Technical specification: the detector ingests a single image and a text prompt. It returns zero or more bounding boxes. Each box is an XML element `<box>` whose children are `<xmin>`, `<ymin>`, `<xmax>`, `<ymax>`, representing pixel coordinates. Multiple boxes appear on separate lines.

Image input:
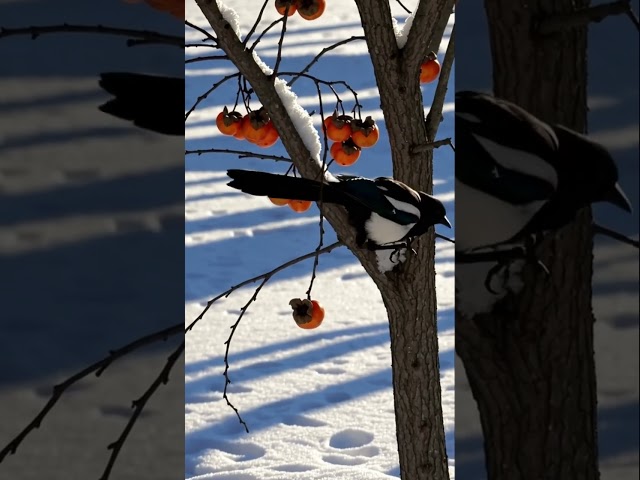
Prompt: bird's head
<box><xmin>419</xmin><ymin>192</ymin><xmax>451</xmax><ymax>229</ymax></box>
<box><xmin>554</xmin><ymin>125</ymin><xmax>632</xmax><ymax>213</ymax></box>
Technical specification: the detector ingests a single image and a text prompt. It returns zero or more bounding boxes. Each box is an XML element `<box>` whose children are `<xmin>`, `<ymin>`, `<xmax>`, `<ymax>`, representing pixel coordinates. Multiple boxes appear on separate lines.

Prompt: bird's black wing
<box><xmin>456</xmin><ymin>91</ymin><xmax>558</xmax><ymax>204</ymax></box>
<box><xmin>335</xmin><ymin>176</ymin><xmax>420</xmax><ymax>225</ymax></box>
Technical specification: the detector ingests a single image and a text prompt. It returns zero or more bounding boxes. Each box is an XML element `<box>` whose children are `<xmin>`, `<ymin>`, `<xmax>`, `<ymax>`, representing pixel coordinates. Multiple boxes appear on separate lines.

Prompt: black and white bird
<box><xmin>455</xmin><ymin>90</ymin><xmax>632</xmax><ymax>252</ymax></box>
<box><xmin>98</xmin><ymin>72</ymin><xmax>184</xmax><ymax>136</ymax></box>
<box><xmin>226</xmin><ymin>169</ymin><xmax>451</xmax><ymax>250</ymax></box>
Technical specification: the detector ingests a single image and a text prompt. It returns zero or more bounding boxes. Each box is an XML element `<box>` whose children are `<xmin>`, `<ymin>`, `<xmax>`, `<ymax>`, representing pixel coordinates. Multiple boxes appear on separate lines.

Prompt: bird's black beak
<box><xmin>603</xmin><ymin>183</ymin><xmax>632</xmax><ymax>213</ymax></box>
<box><xmin>439</xmin><ymin>216</ymin><xmax>452</xmax><ymax>228</ymax></box>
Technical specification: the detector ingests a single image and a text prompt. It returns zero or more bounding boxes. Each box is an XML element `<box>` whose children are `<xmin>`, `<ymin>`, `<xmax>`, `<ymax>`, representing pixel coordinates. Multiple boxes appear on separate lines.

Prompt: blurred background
<box><xmin>0</xmin><ymin>0</ymin><xmax>184</xmax><ymax>478</ymax></box>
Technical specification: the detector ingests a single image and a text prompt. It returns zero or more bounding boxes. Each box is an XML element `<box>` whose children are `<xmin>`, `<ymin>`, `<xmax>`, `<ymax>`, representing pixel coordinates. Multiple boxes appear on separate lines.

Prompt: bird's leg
<box><xmin>483</xmin><ymin>247</ymin><xmax>525</xmax><ymax>294</ymax></box>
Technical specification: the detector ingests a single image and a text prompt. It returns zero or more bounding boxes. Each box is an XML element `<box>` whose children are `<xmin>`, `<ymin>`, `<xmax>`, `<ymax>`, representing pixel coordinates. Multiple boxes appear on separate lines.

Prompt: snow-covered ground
<box><xmin>185</xmin><ymin>1</ymin><xmax>455</xmax><ymax>479</ymax></box>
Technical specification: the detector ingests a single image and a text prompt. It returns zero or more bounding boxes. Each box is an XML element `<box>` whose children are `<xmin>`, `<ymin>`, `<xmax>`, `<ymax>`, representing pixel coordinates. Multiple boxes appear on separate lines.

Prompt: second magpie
<box><xmin>455</xmin><ymin>90</ymin><xmax>632</xmax><ymax>251</ymax></box>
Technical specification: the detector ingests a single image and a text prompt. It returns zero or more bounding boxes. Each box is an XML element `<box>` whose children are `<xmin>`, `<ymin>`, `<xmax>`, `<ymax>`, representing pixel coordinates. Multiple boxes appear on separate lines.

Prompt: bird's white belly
<box><xmin>365</xmin><ymin>213</ymin><xmax>415</xmax><ymax>245</ymax></box>
<box><xmin>455</xmin><ymin>179</ymin><xmax>547</xmax><ymax>250</ymax></box>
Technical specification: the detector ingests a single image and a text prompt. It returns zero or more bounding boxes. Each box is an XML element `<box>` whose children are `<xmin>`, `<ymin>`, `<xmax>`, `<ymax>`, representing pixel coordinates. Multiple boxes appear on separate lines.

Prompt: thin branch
<box><xmin>272</xmin><ymin>5</ymin><xmax>289</xmax><ymax>78</ymax></box>
<box><xmin>0</xmin><ymin>24</ymin><xmax>184</xmax><ymax>47</ymax></box>
<box><xmin>425</xmin><ymin>23</ymin><xmax>455</xmax><ymax>140</ymax></box>
<box><xmin>0</xmin><ymin>323</ymin><xmax>183</xmax><ymax>462</ymax></box>
<box><xmin>185</xmin><ymin>20</ymin><xmax>218</xmax><ymax>43</ymax></box>
<box><xmin>436</xmin><ymin>233</ymin><xmax>455</xmax><ymax>244</ymax></box>
<box><xmin>185</xmin><ymin>55</ymin><xmax>229</xmax><ymax>64</ymax></box>
<box><xmin>99</xmin><ymin>341</ymin><xmax>184</xmax><ymax>480</ymax></box>
<box><xmin>594</xmin><ymin>223</ymin><xmax>639</xmax><ymax>248</ymax></box>
<box><xmin>185</xmin><ymin>148</ymin><xmax>292</xmax><ymax>162</ymax></box>
<box><xmin>395</xmin><ymin>0</ymin><xmax>412</xmax><ymax>15</ymax></box>
<box><xmin>185</xmin><ymin>241</ymin><xmax>344</xmax><ymax>333</ymax></box>
<box><xmin>536</xmin><ymin>0</ymin><xmax>640</xmax><ymax>34</ymax></box>
<box><xmin>185</xmin><ymin>73</ymin><xmax>240</xmax><ymax>121</ymax></box>
<box><xmin>287</xmin><ymin>36</ymin><xmax>366</xmax><ymax>87</ymax></box>
<box><xmin>243</xmin><ymin>0</ymin><xmax>270</xmax><ymax>46</ymax></box>
<box><xmin>411</xmin><ymin>137</ymin><xmax>454</xmax><ymax>154</ymax></box>
<box><xmin>403</xmin><ymin>0</ymin><xmax>455</xmax><ymax>71</ymax></box>
<box><xmin>249</xmin><ymin>17</ymin><xmax>284</xmax><ymax>53</ymax></box>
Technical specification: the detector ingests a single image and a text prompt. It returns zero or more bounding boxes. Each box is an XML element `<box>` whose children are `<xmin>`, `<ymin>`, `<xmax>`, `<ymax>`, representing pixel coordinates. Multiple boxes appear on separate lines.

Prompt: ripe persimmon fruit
<box><xmin>330</xmin><ymin>140</ymin><xmax>361</xmax><ymax>166</ymax></box>
<box><xmin>275</xmin><ymin>0</ymin><xmax>297</xmax><ymax>16</ymax></box>
<box><xmin>350</xmin><ymin>116</ymin><xmax>379</xmax><ymax>148</ymax></box>
<box><xmin>242</xmin><ymin>109</ymin><xmax>271</xmax><ymax>143</ymax></box>
<box><xmin>297</xmin><ymin>0</ymin><xmax>325</xmax><ymax>20</ymax></box>
<box><xmin>256</xmin><ymin>121</ymin><xmax>279</xmax><ymax>148</ymax></box>
<box><xmin>289</xmin><ymin>200</ymin><xmax>312</xmax><ymax>212</ymax></box>
<box><xmin>323</xmin><ymin>113</ymin><xmax>352</xmax><ymax>142</ymax></box>
<box><xmin>216</xmin><ymin>107</ymin><xmax>243</xmax><ymax>136</ymax></box>
<box><xmin>290</xmin><ymin>298</ymin><xmax>325</xmax><ymax>329</ymax></box>
<box><xmin>269</xmin><ymin>197</ymin><xmax>290</xmax><ymax>206</ymax></box>
<box><xmin>420</xmin><ymin>52</ymin><xmax>441</xmax><ymax>84</ymax></box>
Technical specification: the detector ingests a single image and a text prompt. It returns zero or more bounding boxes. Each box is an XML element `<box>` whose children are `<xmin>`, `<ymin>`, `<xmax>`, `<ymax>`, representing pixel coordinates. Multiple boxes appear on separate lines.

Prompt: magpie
<box><xmin>455</xmin><ymin>90</ymin><xmax>632</xmax><ymax>252</ymax></box>
<box><xmin>226</xmin><ymin>169</ymin><xmax>451</xmax><ymax>250</ymax></box>
<box><xmin>98</xmin><ymin>72</ymin><xmax>184</xmax><ymax>136</ymax></box>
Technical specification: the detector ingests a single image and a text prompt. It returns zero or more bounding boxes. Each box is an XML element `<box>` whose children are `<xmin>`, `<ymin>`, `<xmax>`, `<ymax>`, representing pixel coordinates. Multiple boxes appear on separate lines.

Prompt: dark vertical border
<box><xmin>0</xmin><ymin>1</ymin><xmax>185</xmax><ymax>479</ymax></box>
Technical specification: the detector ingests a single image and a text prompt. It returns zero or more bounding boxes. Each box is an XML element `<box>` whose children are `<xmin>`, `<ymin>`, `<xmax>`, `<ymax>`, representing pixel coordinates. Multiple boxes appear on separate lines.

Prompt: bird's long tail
<box><xmin>227</xmin><ymin>170</ymin><xmax>346</xmax><ymax>203</ymax></box>
<box><xmin>98</xmin><ymin>72</ymin><xmax>183</xmax><ymax>136</ymax></box>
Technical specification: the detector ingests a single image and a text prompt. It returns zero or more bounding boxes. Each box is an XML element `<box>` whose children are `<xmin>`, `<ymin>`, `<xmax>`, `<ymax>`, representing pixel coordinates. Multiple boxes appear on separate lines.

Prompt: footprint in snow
<box><xmin>314</xmin><ymin>366</ymin><xmax>346</xmax><ymax>375</ymax></box>
<box><xmin>282</xmin><ymin>414</ymin><xmax>327</xmax><ymax>427</ymax></box>
<box><xmin>322</xmin><ymin>454</ymin><xmax>367</xmax><ymax>466</ymax></box>
<box><xmin>329</xmin><ymin>428</ymin><xmax>374</xmax><ymax>449</ymax></box>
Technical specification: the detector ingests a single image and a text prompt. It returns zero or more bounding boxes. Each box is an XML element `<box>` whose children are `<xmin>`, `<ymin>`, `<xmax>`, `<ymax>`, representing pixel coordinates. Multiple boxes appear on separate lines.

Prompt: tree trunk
<box><xmin>456</xmin><ymin>1</ymin><xmax>599</xmax><ymax>479</ymax></box>
<box><xmin>198</xmin><ymin>1</ymin><xmax>453</xmax><ymax>478</ymax></box>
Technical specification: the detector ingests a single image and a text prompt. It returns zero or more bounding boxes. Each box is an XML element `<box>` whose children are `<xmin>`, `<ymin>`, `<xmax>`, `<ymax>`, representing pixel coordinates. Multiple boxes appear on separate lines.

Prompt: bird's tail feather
<box><xmin>98</xmin><ymin>72</ymin><xmax>183</xmax><ymax>136</ymax></box>
<box><xmin>227</xmin><ymin>170</ymin><xmax>345</xmax><ymax>203</ymax></box>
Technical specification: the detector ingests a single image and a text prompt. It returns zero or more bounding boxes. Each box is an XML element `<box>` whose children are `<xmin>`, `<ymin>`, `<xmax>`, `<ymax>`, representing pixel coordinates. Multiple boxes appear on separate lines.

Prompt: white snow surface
<box><xmin>186</xmin><ymin>1</ymin><xmax>455</xmax><ymax>479</ymax></box>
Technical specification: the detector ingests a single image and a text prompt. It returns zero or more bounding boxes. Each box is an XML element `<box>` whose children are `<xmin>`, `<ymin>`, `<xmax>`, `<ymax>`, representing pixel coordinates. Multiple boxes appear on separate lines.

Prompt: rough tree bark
<box><xmin>456</xmin><ymin>1</ymin><xmax>599</xmax><ymax>479</ymax></box>
<box><xmin>195</xmin><ymin>1</ymin><xmax>454</xmax><ymax>478</ymax></box>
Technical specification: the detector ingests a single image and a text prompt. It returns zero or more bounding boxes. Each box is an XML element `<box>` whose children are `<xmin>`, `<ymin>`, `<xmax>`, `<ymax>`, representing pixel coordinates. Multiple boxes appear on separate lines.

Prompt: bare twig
<box><xmin>411</xmin><ymin>137</ymin><xmax>454</xmax><ymax>154</ymax></box>
<box><xmin>594</xmin><ymin>223</ymin><xmax>640</xmax><ymax>248</ymax></box>
<box><xmin>436</xmin><ymin>233</ymin><xmax>455</xmax><ymax>244</ymax></box>
<box><xmin>100</xmin><ymin>341</ymin><xmax>184</xmax><ymax>480</ymax></box>
<box><xmin>306</xmin><ymin>82</ymin><xmax>330</xmax><ymax>300</ymax></box>
<box><xmin>185</xmin><ymin>20</ymin><xmax>217</xmax><ymax>43</ymax></box>
<box><xmin>185</xmin><ymin>73</ymin><xmax>240</xmax><ymax>121</ymax></box>
<box><xmin>185</xmin><ymin>55</ymin><xmax>229</xmax><ymax>64</ymax></box>
<box><xmin>185</xmin><ymin>148</ymin><xmax>292</xmax><ymax>162</ymax></box>
<box><xmin>425</xmin><ymin>23</ymin><xmax>455</xmax><ymax>140</ymax></box>
<box><xmin>243</xmin><ymin>0</ymin><xmax>270</xmax><ymax>46</ymax></box>
<box><xmin>287</xmin><ymin>36</ymin><xmax>366</xmax><ymax>87</ymax></box>
<box><xmin>272</xmin><ymin>5</ymin><xmax>289</xmax><ymax>78</ymax></box>
<box><xmin>249</xmin><ymin>17</ymin><xmax>284</xmax><ymax>53</ymax></box>
<box><xmin>185</xmin><ymin>241</ymin><xmax>344</xmax><ymax>333</ymax></box>
<box><xmin>186</xmin><ymin>241</ymin><xmax>345</xmax><ymax>429</ymax></box>
<box><xmin>0</xmin><ymin>24</ymin><xmax>183</xmax><ymax>47</ymax></box>
<box><xmin>0</xmin><ymin>323</ymin><xmax>183</xmax><ymax>462</ymax></box>
<box><xmin>536</xmin><ymin>0</ymin><xmax>640</xmax><ymax>34</ymax></box>
<box><xmin>395</xmin><ymin>0</ymin><xmax>412</xmax><ymax>15</ymax></box>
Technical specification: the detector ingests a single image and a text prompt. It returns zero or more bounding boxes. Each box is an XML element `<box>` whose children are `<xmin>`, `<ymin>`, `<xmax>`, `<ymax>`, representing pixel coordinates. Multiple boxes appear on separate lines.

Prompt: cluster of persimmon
<box><xmin>275</xmin><ymin>0</ymin><xmax>325</xmax><ymax>20</ymax></box>
<box><xmin>324</xmin><ymin>113</ymin><xmax>380</xmax><ymax>167</ymax></box>
<box><xmin>420</xmin><ymin>51</ymin><xmax>441</xmax><ymax>84</ymax></box>
<box><xmin>290</xmin><ymin>298</ymin><xmax>325</xmax><ymax>329</ymax></box>
<box><xmin>216</xmin><ymin>107</ymin><xmax>280</xmax><ymax>148</ymax></box>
